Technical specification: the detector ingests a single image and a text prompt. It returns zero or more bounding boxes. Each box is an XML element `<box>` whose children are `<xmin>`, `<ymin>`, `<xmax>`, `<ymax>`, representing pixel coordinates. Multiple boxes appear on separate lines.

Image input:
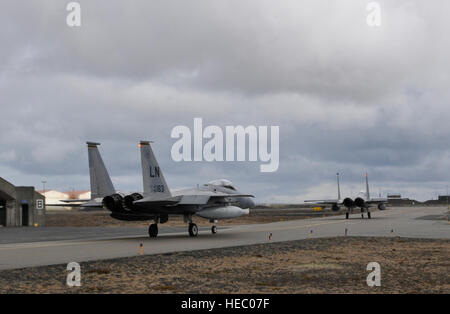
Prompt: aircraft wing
<box><xmin>304</xmin><ymin>199</ymin><xmax>340</xmax><ymax>205</ymax></box>
<box><xmin>365</xmin><ymin>198</ymin><xmax>388</xmax><ymax>204</ymax></box>
<box><xmin>134</xmin><ymin>195</ymin><xmax>182</xmax><ymax>206</ymax></box>
<box><xmin>135</xmin><ymin>192</ymin><xmax>254</xmax><ymax>206</ymax></box>
<box><xmin>210</xmin><ymin>193</ymin><xmax>254</xmax><ymax>198</ymax></box>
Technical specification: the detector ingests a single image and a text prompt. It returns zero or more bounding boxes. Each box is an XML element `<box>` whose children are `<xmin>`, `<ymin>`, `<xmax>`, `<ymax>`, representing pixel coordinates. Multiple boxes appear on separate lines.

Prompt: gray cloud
<box><xmin>1</xmin><ymin>0</ymin><xmax>450</xmax><ymax>202</ymax></box>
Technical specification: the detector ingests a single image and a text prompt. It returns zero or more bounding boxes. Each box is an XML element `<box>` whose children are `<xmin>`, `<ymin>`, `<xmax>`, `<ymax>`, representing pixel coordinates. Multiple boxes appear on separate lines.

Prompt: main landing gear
<box><xmin>186</xmin><ymin>217</ymin><xmax>218</xmax><ymax>236</ymax></box>
<box><xmin>148</xmin><ymin>215</ymin><xmax>220</xmax><ymax>238</ymax></box>
<box><xmin>361</xmin><ymin>208</ymin><xmax>372</xmax><ymax>219</ymax></box>
<box><xmin>148</xmin><ymin>223</ymin><xmax>158</xmax><ymax>237</ymax></box>
<box><xmin>148</xmin><ymin>221</ymin><xmax>198</xmax><ymax>238</ymax></box>
<box><xmin>345</xmin><ymin>210</ymin><xmax>371</xmax><ymax>219</ymax></box>
<box><xmin>184</xmin><ymin>215</ymin><xmax>199</xmax><ymax>237</ymax></box>
<box><xmin>188</xmin><ymin>223</ymin><xmax>199</xmax><ymax>237</ymax></box>
<box><xmin>148</xmin><ymin>215</ymin><xmax>169</xmax><ymax>238</ymax></box>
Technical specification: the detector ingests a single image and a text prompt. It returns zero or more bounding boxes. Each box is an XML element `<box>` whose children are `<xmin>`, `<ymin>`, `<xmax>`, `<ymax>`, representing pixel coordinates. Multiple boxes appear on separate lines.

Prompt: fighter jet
<box><xmin>305</xmin><ymin>172</ymin><xmax>387</xmax><ymax>219</ymax></box>
<box><xmin>101</xmin><ymin>141</ymin><xmax>255</xmax><ymax>237</ymax></box>
<box><xmin>59</xmin><ymin>142</ymin><xmax>116</xmax><ymax>208</ymax></box>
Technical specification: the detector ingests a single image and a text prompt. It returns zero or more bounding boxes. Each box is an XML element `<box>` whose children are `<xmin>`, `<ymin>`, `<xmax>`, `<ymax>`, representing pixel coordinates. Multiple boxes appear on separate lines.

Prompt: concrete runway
<box><xmin>0</xmin><ymin>206</ymin><xmax>448</xmax><ymax>270</ymax></box>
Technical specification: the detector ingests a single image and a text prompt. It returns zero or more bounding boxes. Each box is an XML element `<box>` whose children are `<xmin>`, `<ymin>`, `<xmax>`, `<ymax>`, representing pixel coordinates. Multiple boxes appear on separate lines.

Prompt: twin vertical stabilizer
<box><xmin>336</xmin><ymin>172</ymin><xmax>341</xmax><ymax>200</ymax></box>
<box><xmin>365</xmin><ymin>172</ymin><xmax>370</xmax><ymax>200</ymax></box>
<box><xmin>86</xmin><ymin>142</ymin><xmax>115</xmax><ymax>199</ymax></box>
<box><xmin>139</xmin><ymin>141</ymin><xmax>171</xmax><ymax>198</ymax></box>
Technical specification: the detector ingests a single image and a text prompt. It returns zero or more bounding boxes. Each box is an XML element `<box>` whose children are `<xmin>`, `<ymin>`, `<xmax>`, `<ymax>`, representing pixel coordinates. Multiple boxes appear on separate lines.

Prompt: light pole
<box><xmin>41</xmin><ymin>180</ymin><xmax>47</xmax><ymax>195</ymax></box>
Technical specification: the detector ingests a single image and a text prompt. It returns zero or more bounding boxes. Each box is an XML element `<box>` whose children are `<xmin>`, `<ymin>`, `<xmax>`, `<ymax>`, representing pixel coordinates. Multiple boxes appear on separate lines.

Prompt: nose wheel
<box><xmin>211</xmin><ymin>225</ymin><xmax>217</xmax><ymax>234</ymax></box>
<box><xmin>188</xmin><ymin>223</ymin><xmax>198</xmax><ymax>237</ymax></box>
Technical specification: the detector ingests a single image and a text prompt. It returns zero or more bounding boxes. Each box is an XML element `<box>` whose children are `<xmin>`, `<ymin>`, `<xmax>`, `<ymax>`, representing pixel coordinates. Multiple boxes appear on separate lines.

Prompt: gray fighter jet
<box><xmin>305</xmin><ymin>172</ymin><xmax>387</xmax><ymax>219</ymax></box>
<box><xmin>101</xmin><ymin>141</ymin><xmax>255</xmax><ymax>237</ymax></box>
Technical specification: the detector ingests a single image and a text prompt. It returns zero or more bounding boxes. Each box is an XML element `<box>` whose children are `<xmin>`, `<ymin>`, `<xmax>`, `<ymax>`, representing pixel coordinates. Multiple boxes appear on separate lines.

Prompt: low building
<box><xmin>387</xmin><ymin>193</ymin><xmax>418</xmax><ymax>206</ymax></box>
<box><xmin>423</xmin><ymin>195</ymin><xmax>450</xmax><ymax>206</ymax></box>
<box><xmin>39</xmin><ymin>190</ymin><xmax>90</xmax><ymax>206</ymax></box>
<box><xmin>38</xmin><ymin>190</ymin><xmax>69</xmax><ymax>205</ymax></box>
<box><xmin>0</xmin><ymin>177</ymin><xmax>45</xmax><ymax>227</ymax></box>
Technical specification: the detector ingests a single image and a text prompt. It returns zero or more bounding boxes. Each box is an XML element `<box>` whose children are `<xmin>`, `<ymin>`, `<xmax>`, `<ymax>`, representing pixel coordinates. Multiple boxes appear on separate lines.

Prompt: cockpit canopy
<box><xmin>207</xmin><ymin>179</ymin><xmax>236</xmax><ymax>191</ymax></box>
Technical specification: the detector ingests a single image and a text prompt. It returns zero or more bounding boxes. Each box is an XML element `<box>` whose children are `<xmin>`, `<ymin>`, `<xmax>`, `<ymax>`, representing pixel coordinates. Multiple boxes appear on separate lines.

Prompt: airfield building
<box><xmin>0</xmin><ymin>177</ymin><xmax>45</xmax><ymax>227</ymax></box>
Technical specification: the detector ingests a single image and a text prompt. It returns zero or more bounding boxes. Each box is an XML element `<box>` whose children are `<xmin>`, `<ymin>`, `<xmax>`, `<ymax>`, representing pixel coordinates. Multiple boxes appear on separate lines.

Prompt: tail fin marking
<box><xmin>139</xmin><ymin>141</ymin><xmax>171</xmax><ymax>198</ymax></box>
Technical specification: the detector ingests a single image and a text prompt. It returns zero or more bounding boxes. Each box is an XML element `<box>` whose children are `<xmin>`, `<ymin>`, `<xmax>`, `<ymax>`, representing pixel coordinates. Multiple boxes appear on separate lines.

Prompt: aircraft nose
<box><xmin>247</xmin><ymin>197</ymin><xmax>256</xmax><ymax>209</ymax></box>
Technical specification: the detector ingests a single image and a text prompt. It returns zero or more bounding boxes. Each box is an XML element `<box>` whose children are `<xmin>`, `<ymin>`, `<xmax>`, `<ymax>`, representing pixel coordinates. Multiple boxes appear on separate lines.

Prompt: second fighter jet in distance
<box><xmin>305</xmin><ymin>173</ymin><xmax>387</xmax><ymax>219</ymax></box>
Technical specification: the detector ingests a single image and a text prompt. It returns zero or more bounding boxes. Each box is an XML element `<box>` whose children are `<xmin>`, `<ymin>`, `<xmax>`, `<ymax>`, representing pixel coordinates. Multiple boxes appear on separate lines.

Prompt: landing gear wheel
<box><xmin>345</xmin><ymin>212</ymin><xmax>349</xmax><ymax>219</ymax></box>
<box><xmin>148</xmin><ymin>223</ymin><xmax>158</xmax><ymax>238</ymax></box>
<box><xmin>361</xmin><ymin>214</ymin><xmax>364</xmax><ymax>219</ymax></box>
<box><xmin>211</xmin><ymin>225</ymin><xmax>217</xmax><ymax>234</ymax></box>
<box><xmin>368</xmin><ymin>212</ymin><xmax>371</xmax><ymax>219</ymax></box>
<box><xmin>189</xmin><ymin>223</ymin><xmax>198</xmax><ymax>237</ymax></box>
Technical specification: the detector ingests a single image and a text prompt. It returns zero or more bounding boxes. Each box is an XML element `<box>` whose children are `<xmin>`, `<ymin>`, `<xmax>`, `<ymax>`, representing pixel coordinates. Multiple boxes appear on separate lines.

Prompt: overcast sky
<box><xmin>1</xmin><ymin>1</ymin><xmax>449</xmax><ymax>202</ymax></box>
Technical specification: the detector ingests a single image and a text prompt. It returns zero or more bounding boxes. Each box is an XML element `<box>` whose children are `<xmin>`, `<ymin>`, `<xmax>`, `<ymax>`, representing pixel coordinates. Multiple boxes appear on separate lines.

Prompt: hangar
<box><xmin>0</xmin><ymin>177</ymin><xmax>45</xmax><ymax>227</ymax></box>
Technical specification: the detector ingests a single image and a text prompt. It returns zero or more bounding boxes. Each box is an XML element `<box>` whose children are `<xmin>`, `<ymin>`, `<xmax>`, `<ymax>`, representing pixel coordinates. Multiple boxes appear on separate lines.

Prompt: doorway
<box><xmin>22</xmin><ymin>204</ymin><xmax>29</xmax><ymax>226</ymax></box>
<box><xmin>0</xmin><ymin>200</ymin><xmax>6</xmax><ymax>226</ymax></box>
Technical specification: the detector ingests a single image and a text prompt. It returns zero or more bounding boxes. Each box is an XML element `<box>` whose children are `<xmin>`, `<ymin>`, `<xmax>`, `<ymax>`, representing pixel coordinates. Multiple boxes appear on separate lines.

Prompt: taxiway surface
<box><xmin>0</xmin><ymin>206</ymin><xmax>448</xmax><ymax>270</ymax></box>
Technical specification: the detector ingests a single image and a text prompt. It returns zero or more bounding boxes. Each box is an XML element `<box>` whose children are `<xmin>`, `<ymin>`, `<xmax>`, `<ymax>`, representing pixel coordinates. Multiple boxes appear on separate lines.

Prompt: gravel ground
<box><xmin>0</xmin><ymin>237</ymin><xmax>448</xmax><ymax>294</ymax></box>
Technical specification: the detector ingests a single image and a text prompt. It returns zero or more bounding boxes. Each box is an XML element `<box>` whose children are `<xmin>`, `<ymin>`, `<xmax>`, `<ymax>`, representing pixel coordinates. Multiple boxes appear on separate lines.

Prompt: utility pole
<box><xmin>41</xmin><ymin>180</ymin><xmax>47</xmax><ymax>195</ymax></box>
